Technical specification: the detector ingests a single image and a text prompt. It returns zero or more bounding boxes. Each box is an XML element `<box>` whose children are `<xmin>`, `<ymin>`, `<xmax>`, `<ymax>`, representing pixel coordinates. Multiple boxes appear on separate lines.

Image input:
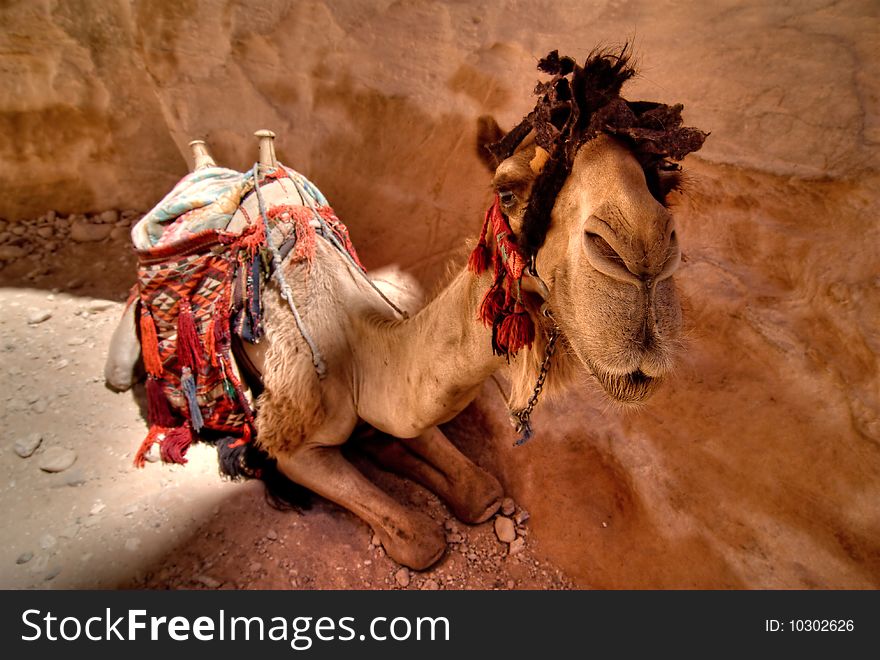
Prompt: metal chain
<box><xmin>511</xmin><ymin>307</ymin><xmax>559</xmax><ymax>446</ymax></box>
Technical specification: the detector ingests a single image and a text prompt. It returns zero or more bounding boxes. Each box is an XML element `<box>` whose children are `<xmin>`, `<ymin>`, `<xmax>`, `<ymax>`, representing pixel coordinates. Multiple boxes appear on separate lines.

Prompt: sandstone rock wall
<box><xmin>1</xmin><ymin>0</ymin><xmax>877</xmax><ymax>588</ymax></box>
<box><xmin>1</xmin><ymin>0</ymin><xmax>877</xmax><ymax>228</ymax></box>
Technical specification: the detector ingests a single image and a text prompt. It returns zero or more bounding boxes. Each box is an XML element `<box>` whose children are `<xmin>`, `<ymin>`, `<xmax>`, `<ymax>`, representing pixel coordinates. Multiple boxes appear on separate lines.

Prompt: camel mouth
<box><xmin>592</xmin><ymin>367</ymin><xmax>658</xmax><ymax>404</ymax></box>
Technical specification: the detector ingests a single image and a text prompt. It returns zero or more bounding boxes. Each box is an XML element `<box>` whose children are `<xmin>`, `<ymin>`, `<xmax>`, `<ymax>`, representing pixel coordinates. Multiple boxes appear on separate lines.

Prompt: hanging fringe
<box><xmin>139</xmin><ymin>305</ymin><xmax>164</xmax><ymax>377</ymax></box>
<box><xmin>176</xmin><ymin>298</ymin><xmax>203</xmax><ymax>371</ymax></box>
<box><xmin>159</xmin><ymin>424</ymin><xmax>195</xmax><ymax>465</ymax></box>
<box><xmin>497</xmin><ymin>305</ymin><xmax>536</xmax><ymax>354</ymax></box>
<box><xmin>133</xmin><ymin>426</ymin><xmax>163</xmax><ymax>468</ymax></box>
<box><xmin>146</xmin><ymin>376</ymin><xmax>176</xmax><ymax>427</ymax></box>
<box><xmin>472</xmin><ymin>195</ymin><xmax>536</xmax><ymax>358</ymax></box>
<box><xmin>181</xmin><ymin>366</ymin><xmax>204</xmax><ymax>431</ymax></box>
<box><xmin>468</xmin><ymin>201</ymin><xmax>493</xmax><ymax>274</ymax></box>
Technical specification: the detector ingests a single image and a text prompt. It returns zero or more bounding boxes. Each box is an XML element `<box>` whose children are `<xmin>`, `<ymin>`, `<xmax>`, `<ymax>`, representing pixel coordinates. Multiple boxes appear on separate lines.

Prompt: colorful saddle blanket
<box><xmin>130</xmin><ymin>164</ymin><xmax>362</xmax><ymax>470</ymax></box>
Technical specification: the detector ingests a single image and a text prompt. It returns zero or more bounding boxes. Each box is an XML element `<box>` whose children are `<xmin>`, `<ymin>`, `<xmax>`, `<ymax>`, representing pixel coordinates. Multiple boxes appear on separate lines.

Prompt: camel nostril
<box><xmin>585</xmin><ymin>232</ymin><xmax>625</xmax><ymax>267</ymax></box>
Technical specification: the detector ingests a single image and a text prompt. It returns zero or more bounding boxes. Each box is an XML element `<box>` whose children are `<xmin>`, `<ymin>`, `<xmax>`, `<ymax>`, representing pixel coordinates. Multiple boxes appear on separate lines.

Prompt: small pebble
<box><xmin>27</xmin><ymin>310</ymin><xmax>52</xmax><ymax>325</ymax></box>
<box><xmin>14</xmin><ymin>433</ymin><xmax>42</xmax><ymax>458</ymax></box>
<box><xmin>494</xmin><ymin>516</ymin><xmax>516</xmax><ymax>544</ymax></box>
<box><xmin>501</xmin><ymin>497</ymin><xmax>516</xmax><ymax>516</ymax></box>
<box><xmin>421</xmin><ymin>579</ymin><xmax>440</xmax><ymax>591</ymax></box>
<box><xmin>16</xmin><ymin>552</ymin><xmax>33</xmax><ymax>565</ymax></box>
<box><xmin>514</xmin><ymin>508</ymin><xmax>530</xmax><ymax>525</ymax></box>
<box><xmin>38</xmin><ymin>447</ymin><xmax>77</xmax><ymax>473</ymax></box>
<box><xmin>40</xmin><ymin>534</ymin><xmax>57</xmax><ymax>550</ymax></box>
<box><xmin>266</xmin><ymin>529</ymin><xmax>278</xmax><ymax>541</ymax></box>
<box><xmin>509</xmin><ymin>537</ymin><xmax>526</xmax><ymax>556</ymax></box>
<box><xmin>394</xmin><ymin>567</ymin><xmax>410</xmax><ymax>587</ymax></box>
<box><xmin>196</xmin><ymin>575</ymin><xmax>221</xmax><ymax>589</ymax></box>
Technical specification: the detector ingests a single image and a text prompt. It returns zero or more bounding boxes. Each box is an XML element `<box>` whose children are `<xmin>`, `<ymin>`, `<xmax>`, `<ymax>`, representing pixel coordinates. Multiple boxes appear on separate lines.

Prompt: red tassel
<box><xmin>133</xmin><ymin>426</ymin><xmax>163</xmax><ymax>468</ymax></box>
<box><xmin>176</xmin><ymin>298</ymin><xmax>203</xmax><ymax>371</ymax></box>
<box><xmin>160</xmin><ymin>424</ymin><xmax>195</xmax><ymax>465</ymax></box>
<box><xmin>468</xmin><ymin>242</ymin><xmax>490</xmax><ymax>274</ymax></box>
<box><xmin>139</xmin><ymin>306</ymin><xmax>164</xmax><ymax>377</ymax></box>
<box><xmin>478</xmin><ymin>283</ymin><xmax>506</xmax><ymax>326</ymax></box>
<box><xmin>498</xmin><ymin>310</ymin><xmax>535</xmax><ymax>354</ymax></box>
<box><xmin>146</xmin><ymin>376</ymin><xmax>176</xmax><ymax>427</ymax></box>
<box><xmin>238</xmin><ymin>218</ymin><xmax>266</xmax><ymax>259</ymax></box>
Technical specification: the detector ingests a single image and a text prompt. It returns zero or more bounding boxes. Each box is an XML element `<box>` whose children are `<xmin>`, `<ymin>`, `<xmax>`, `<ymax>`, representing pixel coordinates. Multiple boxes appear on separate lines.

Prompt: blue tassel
<box><xmin>181</xmin><ymin>366</ymin><xmax>204</xmax><ymax>432</ymax></box>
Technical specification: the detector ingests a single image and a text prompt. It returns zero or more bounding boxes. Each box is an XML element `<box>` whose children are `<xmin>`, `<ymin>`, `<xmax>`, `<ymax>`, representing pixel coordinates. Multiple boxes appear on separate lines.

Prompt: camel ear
<box><xmin>476</xmin><ymin>115</ymin><xmax>505</xmax><ymax>171</ymax></box>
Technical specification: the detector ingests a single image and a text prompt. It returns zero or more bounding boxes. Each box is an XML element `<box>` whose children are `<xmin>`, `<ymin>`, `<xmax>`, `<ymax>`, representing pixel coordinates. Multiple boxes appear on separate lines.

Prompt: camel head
<box><xmin>476</xmin><ymin>48</ymin><xmax>707</xmax><ymax>405</ymax></box>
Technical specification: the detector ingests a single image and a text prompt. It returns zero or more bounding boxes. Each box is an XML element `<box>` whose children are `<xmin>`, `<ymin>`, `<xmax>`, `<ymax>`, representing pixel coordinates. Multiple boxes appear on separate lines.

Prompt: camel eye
<box><xmin>498</xmin><ymin>190</ymin><xmax>517</xmax><ymax>207</ymax></box>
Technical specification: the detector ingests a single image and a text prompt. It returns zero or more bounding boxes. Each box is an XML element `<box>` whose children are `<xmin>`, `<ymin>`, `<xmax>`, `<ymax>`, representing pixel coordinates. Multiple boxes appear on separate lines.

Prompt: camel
<box><xmin>106</xmin><ymin>49</ymin><xmax>706</xmax><ymax>569</ymax></box>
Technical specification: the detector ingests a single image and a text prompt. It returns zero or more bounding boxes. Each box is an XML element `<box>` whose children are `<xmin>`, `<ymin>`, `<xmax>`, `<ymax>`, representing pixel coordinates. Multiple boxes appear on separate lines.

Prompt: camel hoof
<box><xmin>374</xmin><ymin>514</ymin><xmax>446</xmax><ymax>571</ymax></box>
<box><xmin>448</xmin><ymin>468</ymin><xmax>504</xmax><ymax>525</ymax></box>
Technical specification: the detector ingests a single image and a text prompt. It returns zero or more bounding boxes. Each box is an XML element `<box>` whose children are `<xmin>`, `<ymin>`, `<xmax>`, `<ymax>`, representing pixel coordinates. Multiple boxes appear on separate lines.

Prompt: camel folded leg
<box><xmin>275</xmin><ymin>444</ymin><xmax>446</xmax><ymax>570</ymax></box>
<box><xmin>361</xmin><ymin>427</ymin><xmax>503</xmax><ymax>524</ymax></box>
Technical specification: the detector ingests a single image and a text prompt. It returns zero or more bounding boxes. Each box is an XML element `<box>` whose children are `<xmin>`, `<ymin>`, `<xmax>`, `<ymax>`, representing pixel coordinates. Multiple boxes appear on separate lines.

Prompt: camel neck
<box><xmin>353</xmin><ymin>265</ymin><xmax>504</xmax><ymax>438</ymax></box>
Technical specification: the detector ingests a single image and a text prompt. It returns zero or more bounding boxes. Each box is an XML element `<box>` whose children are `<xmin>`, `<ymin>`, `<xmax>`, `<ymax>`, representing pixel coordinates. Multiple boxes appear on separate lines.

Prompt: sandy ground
<box><xmin>0</xmin><ymin>243</ymin><xmax>573</xmax><ymax>590</ymax></box>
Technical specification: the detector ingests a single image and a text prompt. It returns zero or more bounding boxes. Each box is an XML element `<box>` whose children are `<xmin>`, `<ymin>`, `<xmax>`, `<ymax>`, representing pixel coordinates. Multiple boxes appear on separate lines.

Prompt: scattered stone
<box><xmin>144</xmin><ymin>443</ymin><xmax>160</xmax><ymax>463</ymax></box>
<box><xmin>394</xmin><ymin>567</ymin><xmax>410</xmax><ymax>587</ymax></box>
<box><xmin>123</xmin><ymin>538</ymin><xmax>141</xmax><ymax>552</ymax></box>
<box><xmin>54</xmin><ymin>358</ymin><xmax>69</xmax><ymax>370</ymax></box>
<box><xmin>16</xmin><ymin>552</ymin><xmax>33</xmax><ymax>565</ymax></box>
<box><xmin>501</xmin><ymin>497</ymin><xmax>516</xmax><ymax>516</ymax></box>
<box><xmin>249</xmin><ymin>562</ymin><xmax>262</xmax><ymax>573</ymax></box>
<box><xmin>86</xmin><ymin>299</ymin><xmax>115</xmax><ymax>313</ymax></box>
<box><xmin>266</xmin><ymin>529</ymin><xmax>278</xmax><ymax>541</ymax></box>
<box><xmin>90</xmin><ymin>502</ymin><xmax>106</xmax><ymax>516</ymax></box>
<box><xmin>514</xmin><ymin>508</ymin><xmax>530</xmax><ymax>525</ymax></box>
<box><xmin>40</xmin><ymin>534</ymin><xmax>57</xmax><ymax>550</ymax></box>
<box><xmin>38</xmin><ymin>447</ymin><xmax>77</xmax><ymax>472</ymax></box>
<box><xmin>36</xmin><ymin>226</ymin><xmax>54</xmax><ymax>239</ymax></box>
<box><xmin>83</xmin><ymin>516</ymin><xmax>101</xmax><ymax>528</ymax></box>
<box><xmin>123</xmin><ymin>504</ymin><xmax>139</xmax><ymax>516</ymax></box>
<box><xmin>70</xmin><ymin>220</ymin><xmax>112</xmax><ymax>242</ymax></box>
<box><xmin>98</xmin><ymin>210</ymin><xmax>119</xmax><ymax>224</ymax></box>
<box><xmin>27</xmin><ymin>309</ymin><xmax>52</xmax><ymax>325</ymax></box>
<box><xmin>371</xmin><ymin>533</ymin><xmax>381</xmax><ymax>547</ymax></box>
<box><xmin>444</xmin><ymin>519</ymin><xmax>459</xmax><ymax>533</ymax></box>
<box><xmin>14</xmin><ymin>433</ymin><xmax>42</xmax><ymax>458</ymax></box>
<box><xmin>421</xmin><ymin>579</ymin><xmax>440</xmax><ymax>590</ymax></box>
<box><xmin>509</xmin><ymin>537</ymin><xmax>526</xmax><ymax>556</ymax></box>
<box><xmin>445</xmin><ymin>532</ymin><xmax>464</xmax><ymax>544</ymax></box>
<box><xmin>196</xmin><ymin>574</ymin><xmax>221</xmax><ymax>589</ymax></box>
<box><xmin>494</xmin><ymin>516</ymin><xmax>516</xmax><ymax>544</ymax></box>
<box><xmin>66</xmin><ymin>336</ymin><xmax>87</xmax><ymax>346</ymax></box>
<box><xmin>601</xmin><ymin>521</ymin><xmax>608</xmax><ymax>528</ymax></box>
<box><xmin>31</xmin><ymin>398</ymin><xmax>47</xmax><ymax>414</ymax></box>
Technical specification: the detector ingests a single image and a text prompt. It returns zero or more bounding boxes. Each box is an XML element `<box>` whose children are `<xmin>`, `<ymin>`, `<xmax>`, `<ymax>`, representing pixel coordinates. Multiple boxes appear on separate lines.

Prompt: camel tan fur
<box><xmin>107</xmin><ymin>126</ymin><xmax>686</xmax><ymax>570</ymax></box>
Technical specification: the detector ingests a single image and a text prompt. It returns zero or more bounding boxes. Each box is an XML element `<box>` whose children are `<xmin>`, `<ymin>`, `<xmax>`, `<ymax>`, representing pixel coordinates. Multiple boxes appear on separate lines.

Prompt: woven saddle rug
<box><xmin>130</xmin><ymin>164</ymin><xmax>363</xmax><ymax>473</ymax></box>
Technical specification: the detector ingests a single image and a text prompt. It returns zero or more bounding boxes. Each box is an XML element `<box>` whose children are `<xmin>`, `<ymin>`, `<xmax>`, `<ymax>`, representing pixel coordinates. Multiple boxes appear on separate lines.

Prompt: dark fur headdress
<box><xmin>491</xmin><ymin>45</ymin><xmax>707</xmax><ymax>261</ymax></box>
<box><xmin>470</xmin><ymin>47</ymin><xmax>708</xmax><ymax>358</ymax></box>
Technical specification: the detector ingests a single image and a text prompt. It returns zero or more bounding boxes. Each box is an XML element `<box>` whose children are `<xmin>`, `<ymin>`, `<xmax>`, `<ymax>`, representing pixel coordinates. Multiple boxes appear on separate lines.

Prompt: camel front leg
<box><xmin>362</xmin><ymin>427</ymin><xmax>503</xmax><ymax>524</ymax></box>
<box><xmin>275</xmin><ymin>444</ymin><xmax>446</xmax><ymax>570</ymax></box>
